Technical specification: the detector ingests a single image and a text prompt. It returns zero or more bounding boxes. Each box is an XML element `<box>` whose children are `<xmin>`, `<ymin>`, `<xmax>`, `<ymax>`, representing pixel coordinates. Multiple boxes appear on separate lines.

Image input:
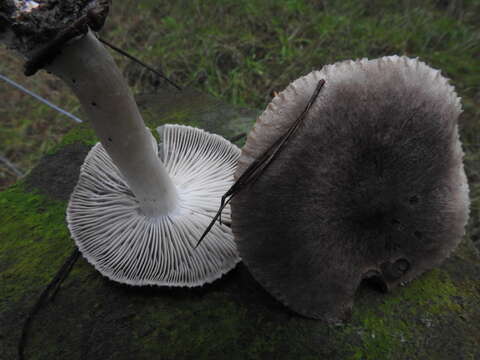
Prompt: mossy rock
<box><xmin>1</xmin><ymin>88</ymin><xmax>479</xmax><ymax>360</ymax></box>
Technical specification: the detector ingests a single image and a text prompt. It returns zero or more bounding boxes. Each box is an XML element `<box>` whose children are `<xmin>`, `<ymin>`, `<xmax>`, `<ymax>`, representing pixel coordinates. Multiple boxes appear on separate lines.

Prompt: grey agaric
<box><xmin>1</xmin><ymin>0</ymin><xmax>240</xmax><ymax>286</ymax></box>
<box><xmin>232</xmin><ymin>56</ymin><xmax>469</xmax><ymax>321</ymax></box>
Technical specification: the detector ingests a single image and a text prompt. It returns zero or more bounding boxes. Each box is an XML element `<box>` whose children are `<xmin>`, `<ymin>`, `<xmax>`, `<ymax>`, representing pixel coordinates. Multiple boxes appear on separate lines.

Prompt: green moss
<box><xmin>0</xmin><ymin>183</ymin><xmax>73</xmax><ymax>312</ymax></box>
<box><xmin>132</xmin><ymin>294</ymin><xmax>247</xmax><ymax>359</ymax></box>
<box><xmin>131</xmin><ymin>302</ymin><xmax>319</xmax><ymax>359</ymax></box>
<box><xmin>0</xmin><ymin>178</ymin><xmax>479</xmax><ymax>359</ymax></box>
<box><xmin>346</xmin><ymin>269</ymin><xmax>467</xmax><ymax>360</ymax></box>
<box><xmin>47</xmin><ymin>122</ymin><xmax>98</xmax><ymax>155</ymax></box>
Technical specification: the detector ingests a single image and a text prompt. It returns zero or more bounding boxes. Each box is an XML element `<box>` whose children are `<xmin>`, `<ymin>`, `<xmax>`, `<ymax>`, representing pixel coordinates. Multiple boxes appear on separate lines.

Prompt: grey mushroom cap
<box><xmin>232</xmin><ymin>56</ymin><xmax>469</xmax><ymax>321</ymax></box>
<box><xmin>68</xmin><ymin>124</ymin><xmax>241</xmax><ymax>287</ymax></box>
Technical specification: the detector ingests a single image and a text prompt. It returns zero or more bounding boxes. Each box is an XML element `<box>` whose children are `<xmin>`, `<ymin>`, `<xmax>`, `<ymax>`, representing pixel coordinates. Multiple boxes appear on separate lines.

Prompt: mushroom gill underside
<box><xmin>232</xmin><ymin>57</ymin><xmax>469</xmax><ymax>321</ymax></box>
<box><xmin>68</xmin><ymin>124</ymin><xmax>240</xmax><ymax>287</ymax></box>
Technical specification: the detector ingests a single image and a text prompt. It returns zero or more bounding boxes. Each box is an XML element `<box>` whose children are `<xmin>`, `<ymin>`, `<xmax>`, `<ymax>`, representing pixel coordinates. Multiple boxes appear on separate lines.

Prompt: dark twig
<box><xmin>98</xmin><ymin>37</ymin><xmax>182</xmax><ymax>91</ymax></box>
<box><xmin>47</xmin><ymin>250</ymin><xmax>79</xmax><ymax>302</ymax></box>
<box><xmin>18</xmin><ymin>248</ymin><xmax>80</xmax><ymax>360</ymax></box>
<box><xmin>196</xmin><ymin>79</ymin><xmax>326</xmax><ymax>247</ymax></box>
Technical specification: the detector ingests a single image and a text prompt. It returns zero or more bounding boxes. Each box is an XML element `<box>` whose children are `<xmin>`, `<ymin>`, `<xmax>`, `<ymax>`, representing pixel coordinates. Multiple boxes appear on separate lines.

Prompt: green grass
<box><xmin>0</xmin><ymin>183</ymin><xmax>72</xmax><ymax>312</ymax></box>
<box><xmin>0</xmin><ymin>0</ymin><xmax>479</xmax><ymax>239</ymax></box>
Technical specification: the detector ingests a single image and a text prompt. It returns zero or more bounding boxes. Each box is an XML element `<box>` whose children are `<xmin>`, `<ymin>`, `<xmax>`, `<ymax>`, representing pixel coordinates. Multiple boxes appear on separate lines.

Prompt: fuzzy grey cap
<box><xmin>232</xmin><ymin>56</ymin><xmax>469</xmax><ymax>321</ymax></box>
<box><xmin>68</xmin><ymin>124</ymin><xmax>241</xmax><ymax>287</ymax></box>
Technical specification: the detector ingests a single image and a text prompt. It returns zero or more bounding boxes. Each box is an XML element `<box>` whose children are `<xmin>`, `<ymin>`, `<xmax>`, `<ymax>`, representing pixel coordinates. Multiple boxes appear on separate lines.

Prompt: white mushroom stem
<box><xmin>46</xmin><ymin>31</ymin><xmax>178</xmax><ymax>217</ymax></box>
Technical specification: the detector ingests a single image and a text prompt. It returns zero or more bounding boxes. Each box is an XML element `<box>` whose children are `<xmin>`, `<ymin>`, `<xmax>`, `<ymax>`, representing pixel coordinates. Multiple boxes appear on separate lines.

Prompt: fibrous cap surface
<box><xmin>232</xmin><ymin>56</ymin><xmax>469</xmax><ymax>321</ymax></box>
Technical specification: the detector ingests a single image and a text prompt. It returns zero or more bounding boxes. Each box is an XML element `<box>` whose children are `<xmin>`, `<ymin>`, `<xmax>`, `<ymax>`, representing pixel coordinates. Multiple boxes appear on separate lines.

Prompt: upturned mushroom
<box><xmin>1</xmin><ymin>0</ymin><xmax>240</xmax><ymax>286</ymax></box>
<box><xmin>231</xmin><ymin>56</ymin><xmax>469</xmax><ymax>321</ymax></box>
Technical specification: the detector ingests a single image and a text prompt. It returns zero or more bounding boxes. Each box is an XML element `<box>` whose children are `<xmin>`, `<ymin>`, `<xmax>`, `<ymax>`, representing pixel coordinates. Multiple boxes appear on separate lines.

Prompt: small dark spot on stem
<box><xmin>72</xmin><ymin>78</ymin><xmax>76</xmax><ymax>84</ymax></box>
<box><xmin>91</xmin><ymin>101</ymin><xmax>97</xmax><ymax>106</ymax></box>
<box><xmin>414</xmin><ymin>230</ymin><xmax>422</xmax><ymax>239</ymax></box>
<box><xmin>108</xmin><ymin>137</ymin><xmax>112</xmax><ymax>142</ymax></box>
<box><xmin>409</xmin><ymin>195</ymin><xmax>419</xmax><ymax>204</ymax></box>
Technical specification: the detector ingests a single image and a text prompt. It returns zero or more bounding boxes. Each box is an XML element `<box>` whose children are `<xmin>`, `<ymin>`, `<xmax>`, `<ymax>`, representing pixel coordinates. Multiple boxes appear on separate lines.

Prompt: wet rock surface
<box><xmin>25</xmin><ymin>143</ymin><xmax>89</xmax><ymax>201</ymax></box>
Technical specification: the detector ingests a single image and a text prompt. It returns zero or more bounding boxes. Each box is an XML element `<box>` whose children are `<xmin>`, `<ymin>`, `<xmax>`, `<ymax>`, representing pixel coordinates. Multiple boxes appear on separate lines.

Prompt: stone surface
<box><xmin>1</xmin><ymin>88</ymin><xmax>479</xmax><ymax>360</ymax></box>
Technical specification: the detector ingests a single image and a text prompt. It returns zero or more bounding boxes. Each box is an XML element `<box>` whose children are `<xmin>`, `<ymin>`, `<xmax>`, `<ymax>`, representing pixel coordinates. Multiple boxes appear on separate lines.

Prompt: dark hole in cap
<box><xmin>360</xmin><ymin>270</ymin><xmax>388</xmax><ymax>293</ymax></box>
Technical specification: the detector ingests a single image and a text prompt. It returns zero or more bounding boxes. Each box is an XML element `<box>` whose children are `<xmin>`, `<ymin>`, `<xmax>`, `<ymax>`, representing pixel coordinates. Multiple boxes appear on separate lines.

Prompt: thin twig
<box><xmin>196</xmin><ymin>79</ymin><xmax>326</xmax><ymax>247</ymax></box>
<box><xmin>98</xmin><ymin>37</ymin><xmax>182</xmax><ymax>91</ymax></box>
<box><xmin>0</xmin><ymin>154</ymin><xmax>24</xmax><ymax>177</ymax></box>
<box><xmin>18</xmin><ymin>248</ymin><xmax>80</xmax><ymax>360</ymax></box>
<box><xmin>0</xmin><ymin>73</ymin><xmax>83</xmax><ymax>123</ymax></box>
